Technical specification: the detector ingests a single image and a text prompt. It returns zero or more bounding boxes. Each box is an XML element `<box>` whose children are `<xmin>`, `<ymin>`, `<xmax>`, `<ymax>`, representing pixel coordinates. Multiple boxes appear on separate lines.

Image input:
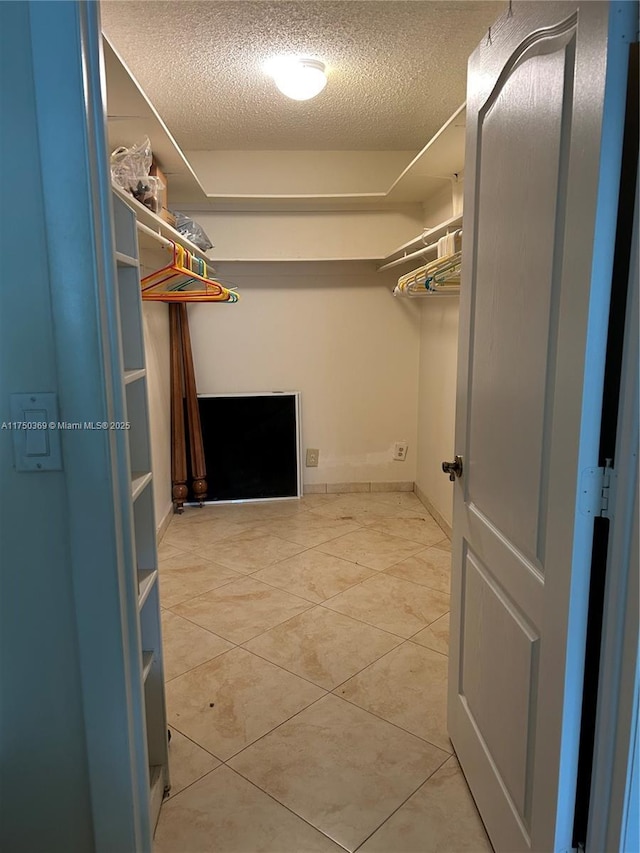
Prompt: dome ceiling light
<box><xmin>264</xmin><ymin>56</ymin><xmax>328</xmax><ymax>101</ymax></box>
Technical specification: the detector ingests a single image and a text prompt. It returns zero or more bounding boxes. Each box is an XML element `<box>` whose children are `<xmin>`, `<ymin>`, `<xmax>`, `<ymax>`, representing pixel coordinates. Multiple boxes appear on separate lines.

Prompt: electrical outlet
<box><xmin>393</xmin><ymin>442</ymin><xmax>408</xmax><ymax>461</ymax></box>
<box><xmin>306</xmin><ymin>448</ymin><xmax>320</xmax><ymax>467</ymax></box>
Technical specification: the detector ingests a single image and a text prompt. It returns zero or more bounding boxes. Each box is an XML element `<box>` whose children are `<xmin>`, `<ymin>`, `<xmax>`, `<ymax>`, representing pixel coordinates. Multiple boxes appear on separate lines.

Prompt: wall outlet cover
<box><xmin>393</xmin><ymin>442</ymin><xmax>408</xmax><ymax>461</ymax></box>
<box><xmin>306</xmin><ymin>448</ymin><xmax>320</xmax><ymax>467</ymax></box>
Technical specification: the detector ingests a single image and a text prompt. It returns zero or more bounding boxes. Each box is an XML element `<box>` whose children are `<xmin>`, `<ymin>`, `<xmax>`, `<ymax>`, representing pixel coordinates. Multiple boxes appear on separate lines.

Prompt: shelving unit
<box><xmin>112</xmin><ymin>191</ymin><xmax>169</xmax><ymax>830</ymax></box>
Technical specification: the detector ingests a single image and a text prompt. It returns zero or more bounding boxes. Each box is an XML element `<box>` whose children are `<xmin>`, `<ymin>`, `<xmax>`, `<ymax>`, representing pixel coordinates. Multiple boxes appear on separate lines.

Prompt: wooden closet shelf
<box><xmin>113</xmin><ymin>191</ymin><xmax>169</xmax><ymax>834</ymax></box>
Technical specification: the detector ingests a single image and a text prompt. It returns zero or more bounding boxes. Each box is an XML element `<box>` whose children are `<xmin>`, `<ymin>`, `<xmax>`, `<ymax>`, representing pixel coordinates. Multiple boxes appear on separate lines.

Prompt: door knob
<box><xmin>442</xmin><ymin>455</ymin><xmax>463</xmax><ymax>481</ymax></box>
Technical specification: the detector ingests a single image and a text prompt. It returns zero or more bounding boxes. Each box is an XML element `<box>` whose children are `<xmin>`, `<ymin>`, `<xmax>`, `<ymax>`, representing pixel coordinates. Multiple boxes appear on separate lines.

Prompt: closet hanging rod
<box><xmin>378</xmin><ymin>227</ymin><xmax>463</xmax><ymax>273</ymax></box>
<box><xmin>395</xmin><ymin>290</ymin><xmax>460</xmax><ymax>298</ymax></box>
<box><xmin>378</xmin><ymin>212</ymin><xmax>464</xmax><ymax>271</ymax></box>
<box><xmin>377</xmin><ymin>240</ymin><xmax>438</xmax><ymax>272</ymax></box>
<box><xmin>136</xmin><ymin>220</ymin><xmax>174</xmax><ymax>250</ymax></box>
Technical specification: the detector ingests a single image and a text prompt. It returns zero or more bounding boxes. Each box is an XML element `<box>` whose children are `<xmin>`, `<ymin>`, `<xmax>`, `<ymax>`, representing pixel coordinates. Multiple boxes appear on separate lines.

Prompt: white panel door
<box><xmin>447</xmin><ymin>3</ymin><xmax>636</xmax><ymax>852</ymax></box>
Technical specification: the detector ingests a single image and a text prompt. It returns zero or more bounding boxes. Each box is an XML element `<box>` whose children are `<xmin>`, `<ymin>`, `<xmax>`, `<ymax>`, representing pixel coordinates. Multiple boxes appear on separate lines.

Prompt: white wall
<box><xmin>141</xmin><ymin>300</ymin><xmax>172</xmax><ymax>531</ymax></box>
<box><xmin>414</xmin><ymin>186</ymin><xmax>462</xmax><ymax>528</ymax></box>
<box><xmin>185</xmin><ymin>207</ymin><xmax>423</xmax><ymax>261</ymax></box>
<box><xmin>187</xmin><ymin>261</ymin><xmax>422</xmax><ymax>488</ymax></box>
<box><xmin>422</xmin><ymin>182</ymin><xmax>454</xmax><ymax>228</ymax></box>
<box><xmin>415</xmin><ymin>298</ymin><xmax>459</xmax><ymax>527</ymax></box>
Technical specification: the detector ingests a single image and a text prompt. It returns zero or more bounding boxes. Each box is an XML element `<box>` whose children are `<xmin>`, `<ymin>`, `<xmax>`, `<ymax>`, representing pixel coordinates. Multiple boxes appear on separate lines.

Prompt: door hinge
<box><xmin>579</xmin><ymin>460</ymin><xmax>616</xmax><ymax>519</ymax></box>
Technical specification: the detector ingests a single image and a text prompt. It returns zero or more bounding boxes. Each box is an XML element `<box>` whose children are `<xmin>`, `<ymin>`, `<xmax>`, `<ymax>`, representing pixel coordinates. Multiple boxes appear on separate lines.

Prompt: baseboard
<box><xmin>414</xmin><ymin>484</ymin><xmax>452</xmax><ymax>540</ymax></box>
<box><xmin>156</xmin><ymin>503</ymin><xmax>173</xmax><ymax>544</ymax></box>
<box><xmin>327</xmin><ymin>482</ymin><xmax>371</xmax><ymax>493</ymax></box>
<box><xmin>304</xmin><ymin>481</ymin><xmax>414</xmax><ymax>495</ymax></box>
<box><xmin>370</xmin><ymin>481</ymin><xmax>414</xmax><ymax>493</ymax></box>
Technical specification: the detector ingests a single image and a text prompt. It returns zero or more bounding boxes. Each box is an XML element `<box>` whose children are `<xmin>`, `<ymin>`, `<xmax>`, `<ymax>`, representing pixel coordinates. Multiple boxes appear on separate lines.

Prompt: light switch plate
<box><xmin>9</xmin><ymin>392</ymin><xmax>62</xmax><ymax>472</ymax></box>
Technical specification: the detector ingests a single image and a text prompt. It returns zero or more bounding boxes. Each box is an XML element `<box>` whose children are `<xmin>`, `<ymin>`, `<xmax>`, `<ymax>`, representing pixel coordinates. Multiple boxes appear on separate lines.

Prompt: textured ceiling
<box><xmin>101</xmin><ymin>0</ymin><xmax>505</xmax><ymax>151</ymax></box>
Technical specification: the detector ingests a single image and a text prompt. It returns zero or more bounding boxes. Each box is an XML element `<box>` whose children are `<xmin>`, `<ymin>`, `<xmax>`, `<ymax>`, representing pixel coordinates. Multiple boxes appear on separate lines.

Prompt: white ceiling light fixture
<box><xmin>264</xmin><ymin>56</ymin><xmax>328</xmax><ymax>101</ymax></box>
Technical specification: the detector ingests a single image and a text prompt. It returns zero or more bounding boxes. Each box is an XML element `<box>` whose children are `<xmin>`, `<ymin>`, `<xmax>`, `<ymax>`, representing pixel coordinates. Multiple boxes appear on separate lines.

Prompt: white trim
<box><xmin>156</xmin><ymin>504</ymin><xmax>173</xmax><ymax>543</ymax></box>
<box><xmin>587</xmin><ymin>158</ymin><xmax>639</xmax><ymax>853</ymax></box>
<box><xmin>413</xmin><ymin>484</ymin><xmax>452</xmax><ymax>540</ymax></box>
<box><xmin>294</xmin><ymin>392</ymin><xmax>303</xmax><ymax>498</ymax></box>
<box><xmin>198</xmin><ymin>391</ymin><xmax>301</xmax><ymax>397</ymax></box>
<box><xmin>186</xmin><ymin>496</ymin><xmax>300</xmax><ymax>507</ymax></box>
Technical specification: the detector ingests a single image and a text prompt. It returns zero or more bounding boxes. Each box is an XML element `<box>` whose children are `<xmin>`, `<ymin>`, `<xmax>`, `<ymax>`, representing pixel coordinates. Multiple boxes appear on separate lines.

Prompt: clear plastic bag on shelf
<box><xmin>173</xmin><ymin>212</ymin><xmax>214</xmax><ymax>251</ymax></box>
<box><xmin>131</xmin><ymin>176</ymin><xmax>164</xmax><ymax>213</ymax></box>
<box><xmin>110</xmin><ymin>137</ymin><xmax>152</xmax><ymax>193</ymax></box>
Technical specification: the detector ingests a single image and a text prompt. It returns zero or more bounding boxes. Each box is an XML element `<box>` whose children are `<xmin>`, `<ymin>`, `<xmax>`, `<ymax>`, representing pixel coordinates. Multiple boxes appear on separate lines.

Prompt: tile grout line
<box><xmin>222</xmin><ymin>690</ymin><xmax>330</xmax><ymax>763</ymax></box>
<box><xmin>231</xmin><ymin>558</ymin><xmax>376</xmax><ymax>606</ymax></box>
<box><xmin>328</xmin><ymin>685</ymin><xmax>454</xmax><ymax>757</ymax></box>
<box><xmin>162</xmin><ymin>567</ymin><xmax>449</xmax><ymax>684</ymax></box>
<box><xmin>214</xmin><ymin>692</ymin><xmax>452</xmax><ymax>853</ymax></box>
<box><xmin>316</xmin><ymin>595</ymin><xmax>450</xmax><ymax>640</ymax></box>
<box><xmin>406</xmin><ymin>636</ymin><xmax>450</xmax><ymax>659</ymax></box>
<box><xmin>293</xmin><ymin>509</ymin><xmax>443</xmax><ymax>546</ymax></box>
<box><xmin>224</xmin><ymin>765</ymin><xmax>353</xmax><ymax>852</ymax></box>
<box><xmin>167</xmin><ymin>718</ymin><xmax>225</xmax><ymax>764</ymax></box>
<box><xmin>163</xmin><ymin>764</ymin><xmax>220</xmax><ymax>803</ymax></box>
<box><xmin>329</xmin><ymin>635</ymin><xmax>444</xmax><ymax>693</ymax></box>
<box><xmin>164</xmin><ymin>565</ymin><xmax>449</xmax><ymax>652</ymax></box>
<box><xmin>163</xmin><ymin>644</ymin><xmax>237</xmax><ymax>685</ymax></box>
<box><xmin>382</xmin><ymin>571</ymin><xmax>451</xmax><ymax>596</ymax></box>
<box><xmin>160</xmin><ymin>572</ymin><xmax>245</xmax><ymax>610</ymax></box>
<box><xmin>167</xmin><ymin>529</ymin><xmax>424</xmax><ymax>614</ymax></box>
<box><xmin>166</xmin><ymin>512</ymin><xmax>449</xmax><ymax>579</ymax></box>
<box><xmin>162</xmin><ymin>608</ymin><xmax>242</xmax><ymax>649</ymax></box>
<box><xmin>350</xmin><ymin>751</ymin><xmax>453</xmax><ymax>852</ymax></box>
<box><xmin>162</xmin><ymin>619</ymin><xmax>447</xmax><ymax>715</ymax></box>
<box><xmin>162</xmin><ymin>515</ymin><xmax>441</xmax><ymax>642</ymax></box>
<box><xmin>166</xmin><ymin>642</ymin><xmax>331</xmax><ymax>696</ymax></box>
<box><xmin>164</xmin><ymin>760</ymin><xmax>352</xmax><ymax>852</ymax></box>
<box><xmin>172</xmin><ymin>602</ymin><xmax>446</xmax><ymax>688</ymax></box>
<box><xmin>236</xmin><ymin>632</ymin><xmax>403</xmax><ymax>694</ymax></box>
<box><xmin>166</xmin><ymin>725</ymin><xmax>222</xmax><ymax>763</ymax></box>
<box><xmin>166</xmin><ymin>569</ymin><xmax>317</xmax><ymax>614</ymax></box>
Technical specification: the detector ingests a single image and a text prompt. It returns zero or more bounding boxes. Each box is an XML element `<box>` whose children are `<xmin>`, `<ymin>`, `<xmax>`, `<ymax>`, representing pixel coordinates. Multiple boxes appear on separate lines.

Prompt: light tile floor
<box><xmin>154</xmin><ymin>492</ymin><xmax>492</xmax><ymax>853</ymax></box>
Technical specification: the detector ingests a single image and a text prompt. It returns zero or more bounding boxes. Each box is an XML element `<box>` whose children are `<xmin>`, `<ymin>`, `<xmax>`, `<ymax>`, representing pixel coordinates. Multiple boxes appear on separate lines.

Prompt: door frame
<box><xmin>587</xmin><ymin>164</ymin><xmax>639</xmax><ymax>852</ymax></box>
<box><xmin>27</xmin><ymin>2</ymin><xmax>153</xmax><ymax>850</ymax></box>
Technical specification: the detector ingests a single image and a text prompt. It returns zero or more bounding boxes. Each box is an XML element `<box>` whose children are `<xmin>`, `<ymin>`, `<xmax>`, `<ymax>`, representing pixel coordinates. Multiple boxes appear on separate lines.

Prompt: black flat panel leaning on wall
<box><xmin>195</xmin><ymin>393</ymin><xmax>300</xmax><ymax>502</ymax></box>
